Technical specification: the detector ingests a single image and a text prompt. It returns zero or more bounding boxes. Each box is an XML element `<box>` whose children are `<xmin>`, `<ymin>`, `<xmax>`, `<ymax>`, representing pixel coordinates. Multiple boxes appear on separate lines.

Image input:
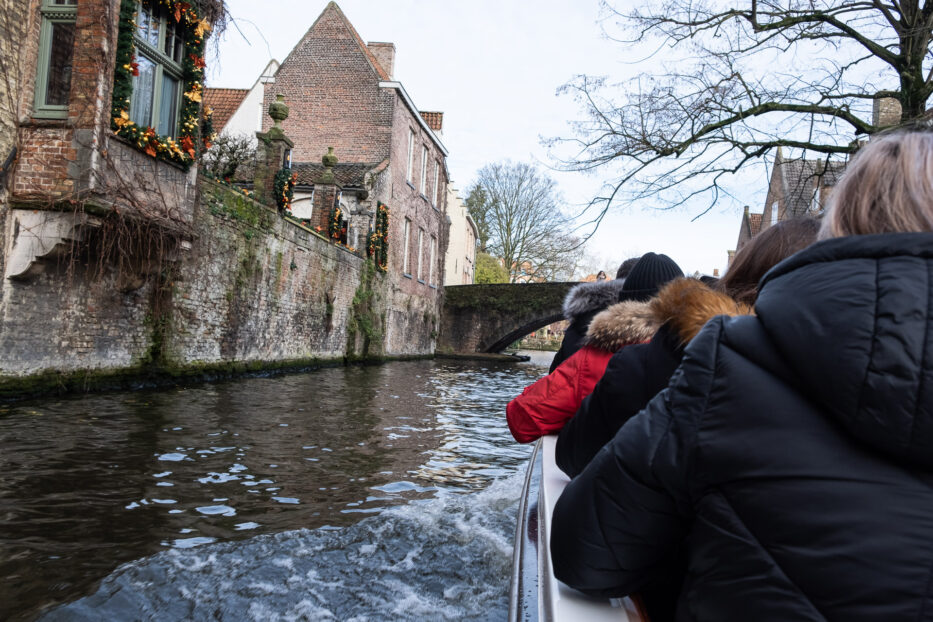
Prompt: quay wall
<box><xmin>0</xmin><ymin>179</ymin><xmax>408</xmax><ymax>396</ymax></box>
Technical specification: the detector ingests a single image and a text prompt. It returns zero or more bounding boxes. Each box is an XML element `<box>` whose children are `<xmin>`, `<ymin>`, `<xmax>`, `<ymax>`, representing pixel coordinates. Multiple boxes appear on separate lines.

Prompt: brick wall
<box><xmin>262</xmin><ymin>4</ymin><xmax>394</xmax><ymax>164</ymax></box>
<box><xmin>0</xmin><ymin>180</ymin><xmax>389</xmax><ymax>379</ymax></box>
<box><xmin>381</xmin><ymin>92</ymin><xmax>448</xmax><ymax>355</ymax></box>
<box><xmin>0</xmin><ymin>0</ymin><xmax>33</xmax><ymax>171</ymax></box>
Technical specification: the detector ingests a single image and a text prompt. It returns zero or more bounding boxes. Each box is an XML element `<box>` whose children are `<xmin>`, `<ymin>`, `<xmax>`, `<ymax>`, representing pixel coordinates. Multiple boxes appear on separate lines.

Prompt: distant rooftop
<box><xmin>204</xmin><ymin>88</ymin><xmax>249</xmax><ymax>132</ymax></box>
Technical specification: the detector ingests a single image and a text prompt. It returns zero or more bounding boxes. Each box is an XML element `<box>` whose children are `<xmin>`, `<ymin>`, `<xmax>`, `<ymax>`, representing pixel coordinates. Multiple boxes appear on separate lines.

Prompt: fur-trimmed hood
<box><xmin>584</xmin><ymin>300</ymin><xmax>658</xmax><ymax>351</ymax></box>
<box><xmin>649</xmin><ymin>278</ymin><xmax>753</xmax><ymax>345</ymax></box>
<box><xmin>562</xmin><ymin>279</ymin><xmax>627</xmax><ymax>322</ymax></box>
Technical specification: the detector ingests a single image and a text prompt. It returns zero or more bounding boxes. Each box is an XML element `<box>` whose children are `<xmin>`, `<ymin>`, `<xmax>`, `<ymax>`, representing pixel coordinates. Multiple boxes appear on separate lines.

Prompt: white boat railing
<box><xmin>537</xmin><ymin>435</ymin><xmax>647</xmax><ymax>621</ymax></box>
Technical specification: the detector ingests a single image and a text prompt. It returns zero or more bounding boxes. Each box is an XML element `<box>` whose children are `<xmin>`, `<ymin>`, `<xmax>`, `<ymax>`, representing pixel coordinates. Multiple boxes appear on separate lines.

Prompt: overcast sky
<box><xmin>206</xmin><ymin>0</ymin><xmax>769</xmax><ymax>276</ymax></box>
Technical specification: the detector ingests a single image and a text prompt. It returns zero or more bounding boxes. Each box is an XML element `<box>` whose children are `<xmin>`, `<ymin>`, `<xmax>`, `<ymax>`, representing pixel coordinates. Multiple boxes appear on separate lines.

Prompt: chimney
<box><xmin>872</xmin><ymin>97</ymin><xmax>902</xmax><ymax>128</ymax></box>
<box><xmin>367</xmin><ymin>42</ymin><xmax>395</xmax><ymax>79</ymax></box>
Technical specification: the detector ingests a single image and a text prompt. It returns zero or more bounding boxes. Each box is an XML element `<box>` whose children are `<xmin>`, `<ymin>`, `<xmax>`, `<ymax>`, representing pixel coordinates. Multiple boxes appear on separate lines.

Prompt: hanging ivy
<box><xmin>273</xmin><ymin>168</ymin><xmax>297</xmax><ymax>213</ymax></box>
<box><xmin>110</xmin><ymin>0</ymin><xmax>211</xmax><ymax>170</ymax></box>
<box><xmin>367</xmin><ymin>202</ymin><xmax>389</xmax><ymax>272</ymax></box>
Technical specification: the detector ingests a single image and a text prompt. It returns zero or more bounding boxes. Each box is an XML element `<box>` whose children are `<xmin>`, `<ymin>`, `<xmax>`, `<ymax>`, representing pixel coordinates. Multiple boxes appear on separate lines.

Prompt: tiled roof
<box><xmin>779</xmin><ymin>156</ymin><xmax>846</xmax><ymax>218</ymax></box>
<box><xmin>419</xmin><ymin>111</ymin><xmax>443</xmax><ymax>131</ymax></box>
<box><xmin>291</xmin><ymin>162</ymin><xmax>379</xmax><ymax>187</ymax></box>
<box><xmin>204</xmin><ymin>88</ymin><xmax>249</xmax><ymax>132</ymax></box>
<box><xmin>748</xmin><ymin>213</ymin><xmax>763</xmax><ymax>237</ymax></box>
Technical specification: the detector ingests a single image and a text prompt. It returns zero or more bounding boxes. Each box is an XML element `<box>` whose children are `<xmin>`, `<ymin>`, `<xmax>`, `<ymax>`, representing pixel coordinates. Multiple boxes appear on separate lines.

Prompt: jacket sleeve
<box><xmin>507</xmin><ymin>348</ymin><xmax>607</xmax><ymax>443</ymax></box>
<box><xmin>549</xmin><ymin>318</ymin><xmax>723</xmax><ymax>598</ymax></box>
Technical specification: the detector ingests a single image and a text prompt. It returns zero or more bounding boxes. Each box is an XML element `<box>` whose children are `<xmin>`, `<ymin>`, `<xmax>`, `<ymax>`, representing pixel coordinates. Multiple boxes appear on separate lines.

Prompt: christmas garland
<box><xmin>201</xmin><ymin>105</ymin><xmax>216</xmax><ymax>151</ymax></box>
<box><xmin>329</xmin><ymin>204</ymin><xmax>343</xmax><ymax>241</ymax></box>
<box><xmin>111</xmin><ymin>0</ymin><xmax>211</xmax><ymax>170</ymax></box>
<box><xmin>273</xmin><ymin>168</ymin><xmax>297</xmax><ymax>213</ymax></box>
<box><xmin>367</xmin><ymin>202</ymin><xmax>389</xmax><ymax>272</ymax></box>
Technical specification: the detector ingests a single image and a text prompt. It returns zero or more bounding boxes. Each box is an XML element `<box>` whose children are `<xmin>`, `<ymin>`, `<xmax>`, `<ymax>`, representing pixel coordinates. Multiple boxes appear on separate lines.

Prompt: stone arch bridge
<box><xmin>437</xmin><ymin>282</ymin><xmax>576</xmax><ymax>354</ymax></box>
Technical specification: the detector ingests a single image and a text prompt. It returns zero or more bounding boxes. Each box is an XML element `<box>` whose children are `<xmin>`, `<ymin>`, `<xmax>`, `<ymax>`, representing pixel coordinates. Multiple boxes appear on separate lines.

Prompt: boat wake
<box><xmin>43</xmin><ymin>473</ymin><xmax>525</xmax><ymax>621</ymax></box>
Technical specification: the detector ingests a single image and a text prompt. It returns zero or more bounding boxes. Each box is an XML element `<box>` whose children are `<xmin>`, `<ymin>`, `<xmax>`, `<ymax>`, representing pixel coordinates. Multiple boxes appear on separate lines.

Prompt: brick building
<box><xmin>728</xmin><ymin>147</ymin><xmax>844</xmax><ymax>266</ymax></box>
<box><xmin>261</xmin><ymin>2</ymin><xmax>450</xmax><ymax>354</ymax></box>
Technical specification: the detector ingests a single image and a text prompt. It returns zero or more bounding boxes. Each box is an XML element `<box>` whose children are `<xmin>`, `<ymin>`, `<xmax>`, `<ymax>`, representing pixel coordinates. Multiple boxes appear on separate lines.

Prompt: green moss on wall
<box><xmin>203</xmin><ymin>181</ymin><xmax>274</xmax><ymax>231</ymax></box>
<box><xmin>346</xmin><ymin>261</ymin><xmax>385</xmax><ymax>359</ymax></box>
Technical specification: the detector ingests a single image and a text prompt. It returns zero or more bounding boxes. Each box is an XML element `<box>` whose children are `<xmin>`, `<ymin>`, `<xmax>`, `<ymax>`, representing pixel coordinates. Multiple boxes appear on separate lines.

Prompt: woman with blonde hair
<box><xmin>551</xmin><ymin>131</ymin><xmax>933</xmax><ymax>621</ymax></box>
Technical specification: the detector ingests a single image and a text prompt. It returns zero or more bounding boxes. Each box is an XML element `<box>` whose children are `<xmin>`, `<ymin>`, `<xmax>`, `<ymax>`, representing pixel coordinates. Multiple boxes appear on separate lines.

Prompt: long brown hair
<box><xmin>820</xmin><ymin>131</ymin><xmax>933</xmax><ymax>239</ymax></box>
<box><xmin>719</xmin><ymin>218</ymin><xmax>820</xmax><ymax>306</ymax></box>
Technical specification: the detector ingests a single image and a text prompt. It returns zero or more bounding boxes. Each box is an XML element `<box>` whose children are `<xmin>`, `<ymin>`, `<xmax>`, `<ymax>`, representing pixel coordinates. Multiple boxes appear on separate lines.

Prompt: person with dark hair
<box><xmin>548</xmin><ymin>255</ymin><xmax>649</xmax><ymax>373</ymax></box>
<box><xmin>717</xmin><ymin>217</ymin><xmax>821</xmax><ymax>306</ymax></box>
<box><xmin>616</xmin><ymin>257</ymin><xmax>640</xmax><ymax>280</ymax></box>
<box><xmin>551</xmin><ymin>131</ymin><xmax>933</xmax><ymax>620</ymax></box>
<box><xmin>507</xmin><ymin>253</ymin><xmax>682</xmax><ymax>443</ymax></box>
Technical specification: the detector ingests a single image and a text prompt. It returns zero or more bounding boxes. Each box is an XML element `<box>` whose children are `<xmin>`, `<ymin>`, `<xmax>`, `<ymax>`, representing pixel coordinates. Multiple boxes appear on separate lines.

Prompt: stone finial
<box><xmin>319</xmin><ymin>147</ymin><xmax>337</xmax><ymax>184</ymax></box>
<box><xmin>269</xmin><ymin>94</ymin><xmax>289</xmax><ymax>130</ymax></box>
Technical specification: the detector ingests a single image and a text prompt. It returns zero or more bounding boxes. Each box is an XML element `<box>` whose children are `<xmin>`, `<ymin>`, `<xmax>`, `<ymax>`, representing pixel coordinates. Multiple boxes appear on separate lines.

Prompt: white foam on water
<box><xmin>42</xmin><ymin>471</ymin><xmax>525</xmax><ymax>621</ymax></box>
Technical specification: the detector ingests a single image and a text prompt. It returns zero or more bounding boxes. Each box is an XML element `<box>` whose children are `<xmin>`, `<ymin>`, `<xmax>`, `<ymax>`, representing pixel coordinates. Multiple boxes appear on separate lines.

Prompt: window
<box><xmin>129</xmin><ymin>2</ymin><xmax>185</xmax><ymax>137</ymax></box>
<box><xmin>770</xmin><ymin>201</ymin><xmax>779</xmax><ymax>226</ymax></box>
<box><xmin>809</xmin><ymin>186</ymin><xmax>821</xmax><ymax>214</ymax></box>
<box><xmin>433</xmin><ymin>160</ymin><xmax>440</xmax><ymax>207</ymax></box>
<box><xmin>34</xmin><ymin>0</ymin><xmax>77</xmax><ymax>119</ymax></box>
<box><xmin>406</xmin><ymin>130</ymin><xmax>415</xmax><ymax>183</ymax></box>
<box><xmin>417</xmin><ymin>228</ymin><xmax>424</xmax><ymax>281</ymax></box>
<box><xmin>429</xmin><ymin>235</ymin><xmax>437</xmax><ymax>286</ymax></box>
<box><xmin>403</xmin><ymin>218</ymin><xmax>411</xmax><ymax>275</ymax></box>
<box><xmin>420</xmin><ymin>146</ymin><xmax>428</xmax><ymax>195</ymax></box>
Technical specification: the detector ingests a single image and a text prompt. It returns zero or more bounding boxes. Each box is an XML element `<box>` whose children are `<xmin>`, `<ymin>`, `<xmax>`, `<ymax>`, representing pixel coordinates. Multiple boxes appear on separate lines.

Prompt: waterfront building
<box><xmin>0</xmin><ymin>0</ymin><xmax>448</xmax><ymax>394</ymax></box>
<box><xmin>443</xmin><ymin>186</ymin><xmax>477</xmax><ymax>285</ymax></box>
<box><xmin>262</xmin><ymin>1</ymin><xmax>450</xmax><ymax>353</ymax></box>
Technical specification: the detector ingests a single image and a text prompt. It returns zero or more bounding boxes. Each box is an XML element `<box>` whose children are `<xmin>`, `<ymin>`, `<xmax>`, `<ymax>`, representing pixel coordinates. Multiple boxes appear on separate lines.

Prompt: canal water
<box><xmin>1</xmin><ymin>351</ymin><xmax>554</xmax><ymax>621</ymax></box>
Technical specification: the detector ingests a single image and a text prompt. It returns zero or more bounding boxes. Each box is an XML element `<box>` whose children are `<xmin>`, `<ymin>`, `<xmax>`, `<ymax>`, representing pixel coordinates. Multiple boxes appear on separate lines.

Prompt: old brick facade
<box><xmin>262</xmin><ymin>2</ymin><xmax>450</xmax><ymax>356</ymax></box>
<box><xmin>0</xmin><ymin>0</ymin><xmax>447</xmax><ymax>394</ymax></box>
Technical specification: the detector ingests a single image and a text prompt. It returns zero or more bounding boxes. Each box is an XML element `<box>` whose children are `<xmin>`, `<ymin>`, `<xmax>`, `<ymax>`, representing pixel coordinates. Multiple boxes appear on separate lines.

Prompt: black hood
<box><xmin>755</xmin><ymin>232</ymin><xmax>933</xmax><ymax>469</ymax></box>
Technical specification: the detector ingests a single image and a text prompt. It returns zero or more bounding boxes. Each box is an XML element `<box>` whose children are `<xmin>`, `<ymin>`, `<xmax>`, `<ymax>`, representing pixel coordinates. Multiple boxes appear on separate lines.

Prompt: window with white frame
<box><xmin>770</xmin><ymin>201</ymin><xmax>779</xmax><ymax>226</ymax></box>
<box><xmin>406</xmin><ymin>129</ymin><xmax>415</xmax><ymax>183</ymax></box>
<box><xmin>34</xmin><ymin>0</ymin><xmax>77</xmax><ymax>119</ymax></box>
<box><xmin>429</xmin><ymin>235</ymin><xmax>437</xmax><ymax>286</ymax></box>
<box><xmin>433</xmin><ymin>160</ymin><xmax>440</xmax><ymax>207</ymax></box>
<box><xmin>420</xmin><ymin>146</ymin><xmax>428</xmax><ymax>195</ymax></box>
<box><xmin>130</xmin><ymin>1</ymin><xmax>186</xmax><ymax>137</ymax></box>
<box><xmin>403</xmin><ymin>218</ymin><xmax>411</xmax><ymax>274</ymax></box>
<box><xmin>417</xmin><ymin>228</ymin><xmax>424</xmax><ymax>280</ymax></box>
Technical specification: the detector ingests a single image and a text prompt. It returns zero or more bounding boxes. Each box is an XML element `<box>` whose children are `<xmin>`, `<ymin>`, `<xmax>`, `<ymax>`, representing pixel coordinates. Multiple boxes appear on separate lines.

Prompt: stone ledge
<box><xmin>0</xmin><ymin>354</ymin><xmax>433</xmax><ymax>402</ymax></box>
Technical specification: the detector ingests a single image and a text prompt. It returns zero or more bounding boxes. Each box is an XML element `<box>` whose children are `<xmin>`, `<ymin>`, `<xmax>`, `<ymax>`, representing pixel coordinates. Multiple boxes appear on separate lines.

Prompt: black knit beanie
<box><xmin>619</xmin><ymin>252</ymin><xmax>684</xmax><ymax>301</ymax></box>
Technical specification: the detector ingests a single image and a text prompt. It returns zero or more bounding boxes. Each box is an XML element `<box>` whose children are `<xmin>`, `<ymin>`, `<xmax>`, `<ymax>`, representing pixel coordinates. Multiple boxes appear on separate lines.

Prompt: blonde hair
<box><xmin>819</xmin><ymin>132</ymin><xmax>933</xmax><ymax>239</ymax></box>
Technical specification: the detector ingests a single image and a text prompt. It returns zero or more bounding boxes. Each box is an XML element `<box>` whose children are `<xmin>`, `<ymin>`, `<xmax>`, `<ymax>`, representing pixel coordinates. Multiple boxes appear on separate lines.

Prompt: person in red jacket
<box><xmin>507</xmin><ymin>253</ymin><xmax>683</xmax><ymax>443</ymax></box>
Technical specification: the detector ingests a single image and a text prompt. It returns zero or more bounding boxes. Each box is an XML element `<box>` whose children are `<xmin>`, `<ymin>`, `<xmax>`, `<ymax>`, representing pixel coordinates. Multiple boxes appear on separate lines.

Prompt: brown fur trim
<box><xmin>649</xmin><ymin>278</ymin><xmax>754</xmax><ymax>345</ymax></box>
<box><xmin>584</xmin><ymin>300</ymin><xmax>659</xmax><ymax>351</ymax></box>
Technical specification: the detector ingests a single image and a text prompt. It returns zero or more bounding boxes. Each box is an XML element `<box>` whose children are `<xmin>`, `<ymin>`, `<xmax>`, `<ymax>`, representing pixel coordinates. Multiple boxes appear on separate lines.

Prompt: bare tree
<box><xmin>201</xmin><ymin>133</ymin><xmax>255</xmax><ymax>180</ymax></box>
<box><xmin>466</xmin><ymin>161</ymin><xmax>580</xmax><ymax>283</ymax></box>
<box><xmin>554</xmin><ymin>0</ymin><xmax>933</xmax><ymax>222</ymax></box>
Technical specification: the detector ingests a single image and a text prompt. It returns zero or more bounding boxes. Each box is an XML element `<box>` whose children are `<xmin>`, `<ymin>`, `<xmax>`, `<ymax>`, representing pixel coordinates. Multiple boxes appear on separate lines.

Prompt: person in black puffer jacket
<box><xmin>556</xmin><ymin>217</ymin><xmax>820</xmax><ymax>480</ymax></box>
<box><xmin>551</xmin><ymin>131</ymin><xmax>933</xmax><ymax>621</ymax></box>
<box><xmin>548</xmin><ymin>256</ymin><xmax>646</xmax><ymax>372</ymax></box>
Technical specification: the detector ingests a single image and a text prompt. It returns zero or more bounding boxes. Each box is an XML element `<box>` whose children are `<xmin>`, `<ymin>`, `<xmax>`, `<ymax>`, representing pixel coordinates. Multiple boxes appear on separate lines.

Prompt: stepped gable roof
<box><xmin>204</xmin><ymin>88</ymin><xmax>249</xmax><ymax>132</ymax></box>
<box><xmin>291</xmin><ymin>161</ymin><xmax>378</xmax><ymax>188</ymax></box>
<box><xmin>419</xmin><ymin>111</ymin><xmax>443</xmax><ymax>131</ymax></box>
